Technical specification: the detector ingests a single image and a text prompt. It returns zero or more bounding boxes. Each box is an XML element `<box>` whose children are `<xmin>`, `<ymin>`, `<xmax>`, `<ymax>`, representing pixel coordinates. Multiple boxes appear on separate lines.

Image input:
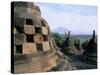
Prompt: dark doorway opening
<box><xmin>26</xmin><ymin>34</ymin><xmax>34</xmax><ymax>42</ymax></box>
<box><xmin>16</xmin><ymin>45</ymin><xmax>22</xmax><ymax>54</ymax></box>
<box><xmin>35</xmin><ymin>27</ymin><xmax>42</xmax><ymax>33</ymax></box>
<box><xmin>26</xmin><ymin>19</ymin><xmax>33</xmax><ymax>25</ymax></box>
<box><xmin>36</xmin><ymin>44</ymin><xmax>43</xmax><ymax>51</ymax></box>
<box><xmin>43</xmin><ymin>35</ymin><xmax>48</xmax><ymax>41</ymax></box>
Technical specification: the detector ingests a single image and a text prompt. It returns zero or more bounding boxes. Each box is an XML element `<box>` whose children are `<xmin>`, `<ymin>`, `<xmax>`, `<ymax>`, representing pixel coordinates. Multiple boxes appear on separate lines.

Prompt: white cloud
<box><xmin>38</xmin><ymin>4</ymin><xmax>98</xmax><ymax>34</ymax></box>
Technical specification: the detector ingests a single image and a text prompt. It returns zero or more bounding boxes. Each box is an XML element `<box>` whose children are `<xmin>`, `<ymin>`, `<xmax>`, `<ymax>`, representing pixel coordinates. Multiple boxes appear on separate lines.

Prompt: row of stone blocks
<box><xmin>14</xmin><ymin>25</ymin><xmax>48</xmax><ymax>35</ymax></box>
<box><xmin>14</xmin><ymin>33</ymin><xmax>55</xmax><ymax>55</ymax></box>
<box><xmin>14</xmin><ymin>33</ymin><xmax>51</xmax><ymax>44</ymax></box>
<box><xmin>14</xmin><ymin>53</ymin><xmax>59</xmax><ymax>73</ymax></box>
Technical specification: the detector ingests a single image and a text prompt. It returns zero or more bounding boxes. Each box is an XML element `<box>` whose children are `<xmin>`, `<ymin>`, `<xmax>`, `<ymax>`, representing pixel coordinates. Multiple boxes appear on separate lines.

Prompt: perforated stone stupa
<box><xmin>12</xmin><ymin>2</ymin><xmax>73</xmax><ymax>73</ymax></box>
<box><xmin>63</xmin><ymin>31</ymin><xmax>79</xmax><ymax>54</ymax></box>
<box><xmin>83</xmin><ymin>30</ymin><xmax>97</xmax><ymax>64</ymax></box>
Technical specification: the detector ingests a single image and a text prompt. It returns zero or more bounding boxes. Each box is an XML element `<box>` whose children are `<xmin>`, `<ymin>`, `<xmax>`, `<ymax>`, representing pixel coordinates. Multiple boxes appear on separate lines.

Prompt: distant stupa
<box><xmin>63</xmin><ymin>31</ymin><xmax>79</xmax><ymax>54</ymax></box>
<box><xmin>83</xmin><ymin>30</ymin><xmax>97</xmax><ymax>64</ymax></box>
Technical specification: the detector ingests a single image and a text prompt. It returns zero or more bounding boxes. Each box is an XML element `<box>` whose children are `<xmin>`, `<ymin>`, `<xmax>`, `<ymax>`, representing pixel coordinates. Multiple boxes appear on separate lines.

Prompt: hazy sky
<box><xmin>35</xmin><ymin>2</ymin><xmax>97</xmax><ymax>34</ymax></box>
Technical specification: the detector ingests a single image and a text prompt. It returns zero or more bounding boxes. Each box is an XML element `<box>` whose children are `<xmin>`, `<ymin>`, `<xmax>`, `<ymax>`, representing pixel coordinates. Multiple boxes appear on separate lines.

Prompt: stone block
<box><xmin>42</xmin><ymin>41</ymin><xmax>50</xmax><ymax>51</ymax></box>
<box><xmin>40</xmin><ymin>59</ymin><xmax>51</xmax><ymax>71</ymax></box>
<box><xmin>23</xmin><ymin>43</ymin><xmax>37</xmax><ymax>54</ymax></box>
<box><xmin>24</xmin><ymin>25</ymin><xmax>35</xmax><ymax>34</ymax></box>
<box><xmin>48</xmin><ymin>57</ymin><xmax>56</xmax><ymax>67</ymax></box>
<box><xmin>29</xmin><ymin>61</ymin><xmax>41</xmax><ymax>72</ymax></box>
<box><xmin>14</xmin><ymin>33</ymin><xmax>25</xmax><ymax>45</ymax></box>
<box><xmin>42</xmin><ymin>26</ymin><xmax>48</xmax><ymax>35</ymax></box>
<box><xmin>34</xmin><ymin>34</ymin><xmax>43</xmax><ymax>44</ymax></box>
<box><xmin>14</xmin><ymin>63</ymin><xmax>29</xmax><ymax>73</ymax></box>
<box><xmin>49</xmin><ymin>41</ymin><xmax>54</xmax><ymax>49</ymax></box>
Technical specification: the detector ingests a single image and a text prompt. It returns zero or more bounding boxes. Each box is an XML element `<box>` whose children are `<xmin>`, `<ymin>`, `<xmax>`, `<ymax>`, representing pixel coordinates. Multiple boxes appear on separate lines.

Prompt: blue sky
<box><xmin>35</xmin><ymin>2</ymin><xmax>97</xmax><ymax>34</ymax></box>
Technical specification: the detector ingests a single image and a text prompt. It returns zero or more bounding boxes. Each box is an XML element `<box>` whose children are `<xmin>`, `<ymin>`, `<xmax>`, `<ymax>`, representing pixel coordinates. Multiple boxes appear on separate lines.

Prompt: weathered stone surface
<box><xmin>41</xmin><ymin>18</ymin><xmax>50</xmax><ymax>31</ymax></box>
<box><xmin>49</xmin><ymin>41</ymin><xmax>55</xmax><ymax>49</ymax></box>
<box><xmin>13</xmin><ymin>2</ymin><xmax>34</xmax><ymax>8</ymax></box>
<box><xmin>13</xmin><ymin>2</ymin><xmax>73</xmax><ymax>73</ymax></box>
<box><xmin>24</xmin><ymin>25</ymin><xmax>35</xmax><ymax>34</ymax></box>
<box><xmin>42</xmin><ymin>41</ymin><xmax>50</xmax><ymax>51</ymax></box>
<box><xmin>42</xmin><ymin>26</ymin><xmax>48</xmax><ymax>35</ymax></box>
<box><xmin>14</xmin><ymin>33</ymin><xmax>26</xmax><ymax>45</ymax></box>
<box><xmin>14</xmin><ymin>2</ymin><xmax>42</xmax><ymax>28</ymax></box>
<box><xmin>23</xmin><ymin>43</ymin><xmax>37</xmax><ymax>54</ymax></box>
<box><xmin>14</xmin><ymin>63</ymin><xmax>29</xmax><ymax>73</ymax></box>
<box><xmin>34</xmin><ymin>34</ymin><xmax>43</xmax><ymax>44</ymax></box>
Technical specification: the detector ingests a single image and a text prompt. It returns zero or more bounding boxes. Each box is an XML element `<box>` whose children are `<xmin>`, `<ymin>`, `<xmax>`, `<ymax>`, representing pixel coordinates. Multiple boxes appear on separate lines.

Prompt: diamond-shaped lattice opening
<box><xmin>43</xmin><ymin>35</ymin><xmax>48</xmax><ymax>41</ymax></box>
<box><xmin>36</xmin><ymin>44</ymin><xmax>43</xmax><ymax>51</ymax></box>
<box><xmin>26</xmin><ymin>34</ymin><xmax>34</xmax><ymax>42</ymax></box>
<box><xmin>26</xmin><ymin>19</ymin><xmax>33</xmax><ymax>25</ymax></box>
<box><xmin>16</xmin><ymin>45</ymin><xmax>22</xmax><ymax>54</ymax></box>
<box><xmin>35</xmin><ymin>27</ymin><xmax>42</xmax><ymax>33</ymax></box>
